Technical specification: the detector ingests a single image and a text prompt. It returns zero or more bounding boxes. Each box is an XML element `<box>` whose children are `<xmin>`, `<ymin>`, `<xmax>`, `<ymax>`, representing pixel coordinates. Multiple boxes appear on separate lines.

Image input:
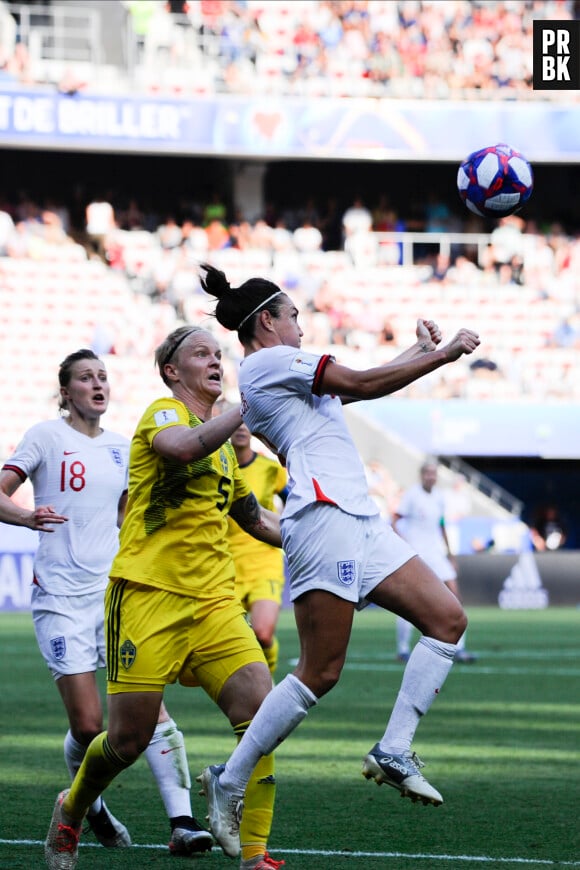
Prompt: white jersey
<box><xmin>3</xmin><ymin>418</ymin><xmax>129</xmax><ymax>595</ymax></box>
<box><xmin>239</xmin><ymin>346</ymin><xmax>378</xmax><ymax>519</ymax></box>
<box><xmin>395</xmin><ymin>483</ymin><xmax>448</xmax><ymax>557</ymax></box>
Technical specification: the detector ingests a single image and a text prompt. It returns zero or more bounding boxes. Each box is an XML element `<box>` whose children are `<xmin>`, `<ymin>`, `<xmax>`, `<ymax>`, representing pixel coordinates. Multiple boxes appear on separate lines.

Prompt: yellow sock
<box><xmin>263</xmin><ymin>635</ymin><xmax>279</xmax><ymax>677</ymax></box>
<box><xmin>63</xmin><ymin>733</ymin><xmax>133</xmax><ymax>823</ymax></box>
<box><xmin>234</xmin><ymin>721</ymin><xmax>276</xmax><ymax>863</ymax></box>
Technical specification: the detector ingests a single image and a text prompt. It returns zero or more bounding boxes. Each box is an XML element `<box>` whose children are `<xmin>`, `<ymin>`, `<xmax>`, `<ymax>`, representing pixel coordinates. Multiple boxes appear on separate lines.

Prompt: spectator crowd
<box><xmin>1</xmin><ymin>181</ymin><xmax>579</xmax><ymax>415</ymax></box>
<box><xmin>1</xmin><ymin>1</ymin><xmax>579</xmax><ymax>100</ymax></box>
<box><xmin>125</xmin><ymin>0</ymin><xmax>580</xmax><ymax>100</ymax></box>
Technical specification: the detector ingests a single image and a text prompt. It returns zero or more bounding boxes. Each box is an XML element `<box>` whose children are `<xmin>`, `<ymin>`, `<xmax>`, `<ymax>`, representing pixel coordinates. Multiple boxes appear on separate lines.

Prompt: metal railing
<box><xmin>374</xmin><ymin>232</ymin><xmax>494</xmax><ymax>268</ymax></box>
<box><xmin>7</xmin><ymin>3</ymin><xmax>102</xmax><ymax>65</ymax></box>
<box><xmin>439</xmin><ymin>455</ymin><xmax>524</xmax><ymax>518</ymax></box>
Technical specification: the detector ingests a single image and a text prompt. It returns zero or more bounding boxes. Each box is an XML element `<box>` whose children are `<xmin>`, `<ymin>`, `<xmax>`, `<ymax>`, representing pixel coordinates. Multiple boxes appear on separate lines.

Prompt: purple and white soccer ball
<box><xmin>457</xmin><ymin>144</ymin><xmax>534</xmax><ymax>219</ymax></box>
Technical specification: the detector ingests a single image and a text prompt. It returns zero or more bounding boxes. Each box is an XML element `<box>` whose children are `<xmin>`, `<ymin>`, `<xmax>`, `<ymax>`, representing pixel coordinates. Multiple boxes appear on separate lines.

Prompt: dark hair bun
<box><xmin>199</xmin><ymin>263</ymin><xmax>282</xmax><ymax>333</ymax></box>
<box><xmin>200</xmin><ymin>263</ymin><xmax>230</xmax><ymax>299</ymax></box>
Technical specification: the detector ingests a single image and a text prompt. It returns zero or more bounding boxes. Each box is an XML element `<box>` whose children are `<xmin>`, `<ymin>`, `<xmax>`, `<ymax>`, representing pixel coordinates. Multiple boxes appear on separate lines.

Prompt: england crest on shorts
<box><xmin>337</xmin><ymin>560</ymin><xmax>356</xmax><ymax>586</ymax></box>
<box><xmin>50</xmin><ymin>636</ymin><xmax>66</xmax><ymax>660</ymax></box>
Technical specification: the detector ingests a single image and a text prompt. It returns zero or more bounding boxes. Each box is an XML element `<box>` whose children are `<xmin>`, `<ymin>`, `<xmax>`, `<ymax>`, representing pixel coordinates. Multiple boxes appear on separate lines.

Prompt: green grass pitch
<box><xmin>1</xmin><ymin>606</ymin><xmax>580</xmax><ymax>869</ymax></box>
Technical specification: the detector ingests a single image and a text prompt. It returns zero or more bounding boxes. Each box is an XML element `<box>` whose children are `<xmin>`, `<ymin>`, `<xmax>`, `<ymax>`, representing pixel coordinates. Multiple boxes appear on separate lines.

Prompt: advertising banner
<box><xmin>0</xmin><ymin>89</ymin><xmax>578</xmax><ymax>161</ymax></box>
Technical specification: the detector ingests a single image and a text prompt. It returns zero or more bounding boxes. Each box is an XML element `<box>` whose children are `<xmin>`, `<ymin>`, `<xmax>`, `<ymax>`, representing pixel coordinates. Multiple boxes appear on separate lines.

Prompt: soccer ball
<box><xmin>457</xmin><ymin>143</ymin><xmax>533</xmax><ymax>219</ymax></box>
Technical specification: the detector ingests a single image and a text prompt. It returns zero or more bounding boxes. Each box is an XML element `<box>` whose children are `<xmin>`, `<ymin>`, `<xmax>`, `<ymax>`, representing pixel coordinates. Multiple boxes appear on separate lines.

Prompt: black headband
<box><xmin>164</xmin><ymin>329</ymin><xmax>195</xmax><ymax>366</ymax></box>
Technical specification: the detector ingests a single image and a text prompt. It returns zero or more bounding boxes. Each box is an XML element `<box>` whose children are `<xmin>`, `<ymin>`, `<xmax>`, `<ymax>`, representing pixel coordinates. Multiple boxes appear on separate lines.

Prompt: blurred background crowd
<box><xmin>1</xmin><ymin>0</ymin><xmax>577</xmax><ymax>100</ymax></box>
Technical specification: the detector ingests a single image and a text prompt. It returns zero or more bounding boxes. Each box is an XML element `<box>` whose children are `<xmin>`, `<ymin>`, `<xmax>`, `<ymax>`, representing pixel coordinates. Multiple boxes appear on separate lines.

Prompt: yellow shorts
<box><xmin>235</xmin><ymin>574</ymin><xmax>285</xmax><ymax>611</ymax></box>
<box><xmin>105</xmin><ymin>578</ymin><xmax>265</xmax><ymax>702</ymax></box>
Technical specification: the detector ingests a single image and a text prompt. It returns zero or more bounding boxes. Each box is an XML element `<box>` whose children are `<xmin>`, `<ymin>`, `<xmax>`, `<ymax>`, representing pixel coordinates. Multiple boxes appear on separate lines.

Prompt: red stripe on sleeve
<box><xmin>312</xmin><ymin>354</ymin><xmax>333</xmax><ymax>396</ymax></box>
<box><xmin>1</xmin><ymin>464</ymin><xmax>27</xmax><ymax>482</ymax></box>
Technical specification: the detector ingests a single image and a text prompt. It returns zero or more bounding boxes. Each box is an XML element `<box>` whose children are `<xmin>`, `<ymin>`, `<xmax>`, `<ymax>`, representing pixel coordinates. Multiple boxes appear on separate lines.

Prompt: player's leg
<box><xmin>45</xmin><ymin>691</ymin><xmax>162</xmax><ymax>869</ymax></box>
<box><xmin>198</xmin><ymin>507</ymin><xmax>357</xmax><ymax>858</ymax></box>
<box><xmin>193</xmin><ymin>596</ymin><xmax>286</xmax><ymax>864</ymax></box>
<box><xmin>75</xmin><ymin>691</ymin><xmax>163</xmax><ymax>812</ymax></box>
<box><xmin>58</xmin><ymin>672</ymin><xmax>131</xmax><ymax>846</ymax></box>
<box><xmin>211</xmin><ymin>585</ymin><xmax>354</xmax><ymax>786</ymax></box>
<box><xmin>33</xmin><ymin>585</ymin><xmax>131</xmax><ymax>848</ymax></box>
<box><xmin>199</xmin><ymin>588</ymin><xmax>353</xmax><ymax>861</ymax></box>
<box><xmin>363</xmin><ymin>545</ymin><xmax>466</xmax><ymax>805</ymax></box>
<box><xmin>248</xmin><ymin>591</ymin><xmax>282</xmax><ymax>676</ymax></box>
<box><xmin>108</xmin><ymin>579</ymin><xmax>212</xmax><ymax>852</ymax></box>
<box><xmin>292</xmin><ymin>588</ymin><xmax>355</xmax><ymax>694</ymax></box>
<box><xmin>430</xmin><ymin>552</ymin><xmax>476</xmax><ymax>663</ymax></box>
<box><xmin>144</xmin><ymin>700</ymin><xmax>212</xmax><ymax>854</ymax></box>
<box><xmin>214</xmin><ymin>504</ymin><xmax>358</xmax><ymax>779</ymax></box>
<box><xmin>234</xmin><ymin>716</ymin><xmax>277</xmax><ymax>869</ymax></box>
<box><xmin>443</xmin><ymin>577</ymin><xmax>477</xmax><ymax>662</ymax></box>
<box><xmin>45</xmin><ymin>577</ymin><xmax>199</xmax><ymax>865</ymax></box>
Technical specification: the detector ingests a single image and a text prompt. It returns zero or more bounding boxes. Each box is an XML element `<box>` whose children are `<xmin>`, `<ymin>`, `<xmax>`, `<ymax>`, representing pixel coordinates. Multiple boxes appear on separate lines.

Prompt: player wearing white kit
<box><xmin>393</xmin><ymin>460</ymin><xmax>476</xmax><ymax>663</ymax></box>
<box><xmin>239</xmin><ymin>346</ymin><xmax>415</xmax><ymax>605</ymax></box>
<box><xmin>0</xmin><ymin>349</ymin><xmax>212</xmax><ymax>855</ymax></box>
<box><xmin>196</xmin><ymin>264</ymin><xmax>480</xmax><ymax>857</ymax></box>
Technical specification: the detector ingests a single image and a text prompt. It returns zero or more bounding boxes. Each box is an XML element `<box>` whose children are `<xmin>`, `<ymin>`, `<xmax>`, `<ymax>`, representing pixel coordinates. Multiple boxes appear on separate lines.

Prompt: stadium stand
<box><xmin>1</xmin><ymin>206</ymin><xmax>578</xmax><ymax>465</ymax></box>
<box><xmin>0</xmin><ymin>0</ymin><xmax>577</xmax><ymax>101</ymax></box>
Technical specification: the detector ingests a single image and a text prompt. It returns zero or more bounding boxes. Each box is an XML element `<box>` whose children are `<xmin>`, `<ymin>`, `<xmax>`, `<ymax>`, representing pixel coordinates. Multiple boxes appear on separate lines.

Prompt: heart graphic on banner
<box><xmin>253</xmin><ymin>111</ymin><xmax>282</xmax><ymax>139</ymax></box>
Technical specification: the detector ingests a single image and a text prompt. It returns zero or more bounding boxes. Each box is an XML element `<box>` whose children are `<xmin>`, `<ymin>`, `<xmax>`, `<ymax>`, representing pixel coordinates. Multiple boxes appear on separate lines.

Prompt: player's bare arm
<box><xmin>389</xmin><ymin>319</ymin><xmax>442</xmax><ymax>363</ymax></box>
<box><xmin>339</xmin><ymin>319</ymin><xmax>442</xmax><ymax>404</ymax></box>
<box><xmin>153</xmin><ymin>405</ymin><xmax>243</xmax><ymax>463</ymax></box>
<box><xmin>229</xmin><ymin>492</ymin><xmax>282</xmax><ymax>548</ymax></box>
<box><xmin>0</xmin><ymin>470</ymin><xmax>68</xmax><ymax>531</ymax></box>
<box><xmin>323</xmin><ymin>328</ymin><xmax>480</xmax><ymax>402</ymax></box>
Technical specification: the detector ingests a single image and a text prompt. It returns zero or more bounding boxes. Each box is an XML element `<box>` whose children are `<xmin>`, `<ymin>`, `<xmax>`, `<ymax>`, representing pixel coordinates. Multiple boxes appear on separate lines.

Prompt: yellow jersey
<box><xmin>112</xmin><ymin>397</ymin><xmax>250</xmax><ymax>599</ymax></box>
<box><xmin>227</xmin><ymin>452</ymin><xmax>287</xmax><ymax>587</ymax></box>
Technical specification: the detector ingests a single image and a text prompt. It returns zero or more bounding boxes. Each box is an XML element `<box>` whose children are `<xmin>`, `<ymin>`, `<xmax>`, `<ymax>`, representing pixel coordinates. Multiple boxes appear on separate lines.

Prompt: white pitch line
<box><xmin>347</xmin><ymin>663</ymin><xmax>580</xmax><ymax>676</ymax></box>
<box><xmin>287</xmin><ymin>658</ymin><xmax>580</xmax><ymax>676</ymax></box>
<box><xmin>280</xmin><ymin>850</ymin><xmax>580</xmax><ymax>866</ymax></box>
<box><xmin>346</xmin><ymin>649</ymin><xmax>580</xmax><ymax>661</ymax></box>
<box><xmin>2</xmin><ymin>840</ymin><xmax>580</xmax><ymax>866</ymax></box>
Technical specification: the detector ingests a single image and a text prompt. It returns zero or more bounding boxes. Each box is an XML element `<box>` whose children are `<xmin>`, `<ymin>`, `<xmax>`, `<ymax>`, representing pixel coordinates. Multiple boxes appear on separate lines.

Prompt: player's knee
<box><xmin>424</xmin><ymin>600</ymin><xmax>467</xmax><ymax>644</ymax></box>
<box><xmin>300</xmin><ymin>661</ymin><xmax>342</xmax><ymax>698</ymax></box>
<box><xmin>112</xmin><ymin>733</ymin><xmax>149</xmax><ymax>762</ymax></box>
<box><xmin>254</xmin><ymin>625</ymin><xmax>275</xmax><ymax>648</ymax></box>
<box><xmin>72</xmin><ymin>722</ymin><xmax>102</xmax><ymax>746</ymax></box>
<box><xmin>108</xmin><ymin>722</ymin><xmax>155</xmax><ymax>762</ymax></box>
<box><xmin>447</xmin><ymin>604</ymin><xmax>468</xmax><ymax>643</ymax></box>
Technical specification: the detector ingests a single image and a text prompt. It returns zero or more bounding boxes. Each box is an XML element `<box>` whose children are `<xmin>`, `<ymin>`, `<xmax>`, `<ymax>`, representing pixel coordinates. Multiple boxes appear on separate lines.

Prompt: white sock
<box><xmin>396</xmin><ymin>616</ymin><xmax>413</xmax><ymax>655</ymax></box>
<box><xmin>380</xmin><ymin>636</ymin><xmax>456</xmax><ymax>755</ymax></box>
<box><xmin>456</xmin><ymin>631</ymin><xmax>466</xmax><ymax>652</ymax></box>
<box><xmin>144</xmin><ymin>718</ymin><xmax>192</xmax><ymax>819</ymax></box>
<box><xmin>64</xmin><ymin>730</ymin><xmax>102</xmax><ymax>816</ymax></box>
<box><xmin>221</xmin><ymin>674</ymin><xmax>317</xmax><ymax>793</ymax></box>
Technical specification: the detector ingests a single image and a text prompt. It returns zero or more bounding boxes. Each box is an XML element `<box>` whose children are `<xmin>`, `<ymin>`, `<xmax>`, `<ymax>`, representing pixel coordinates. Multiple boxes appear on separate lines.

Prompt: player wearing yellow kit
<box><xmin>45</xmin><ymin>326</ymin><xmax>285</xmax><ymax>870</ymax></box>
<box><xmin>227</xmin><ymin>422</ymin><xmax>288</xmax><ymax>676</ymax></box>
<box><xmin>108</xmin><ymin>397</ymin><xmax>256</xmax><ymax>689</ymax></box>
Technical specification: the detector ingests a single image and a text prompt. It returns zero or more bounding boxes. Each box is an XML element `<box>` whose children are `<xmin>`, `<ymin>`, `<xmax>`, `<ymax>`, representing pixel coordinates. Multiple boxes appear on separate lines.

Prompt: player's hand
<box><xmin>442</xmin><ymin>329</ymin><xmax>481</xmax><ymax>361</ymax></box>
<box><xmin>416</xmin><ymin>318</ymin><xmax>442</xmax><ymax>349</ymax></box>
<box><xmin>29</xmin><ymin>505</ymin><xmax>68</xmax><ymax>532</ymax></box>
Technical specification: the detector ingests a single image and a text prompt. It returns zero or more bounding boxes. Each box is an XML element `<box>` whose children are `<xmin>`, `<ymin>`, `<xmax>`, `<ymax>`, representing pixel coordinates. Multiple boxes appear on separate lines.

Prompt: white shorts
<box><xmin>419</xmin><ymin>551</ymin><xmax>457</xmax><ymax>583</ymax></box>
<box><xmin>281</xmin><ymin>504</ymin><xmax>416</xmax><ymax>609</ymax></box>
<box><xmin>31</xmin><ymin>584</ymin><xmax>106</xmax><ymax>680</ymax></box>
